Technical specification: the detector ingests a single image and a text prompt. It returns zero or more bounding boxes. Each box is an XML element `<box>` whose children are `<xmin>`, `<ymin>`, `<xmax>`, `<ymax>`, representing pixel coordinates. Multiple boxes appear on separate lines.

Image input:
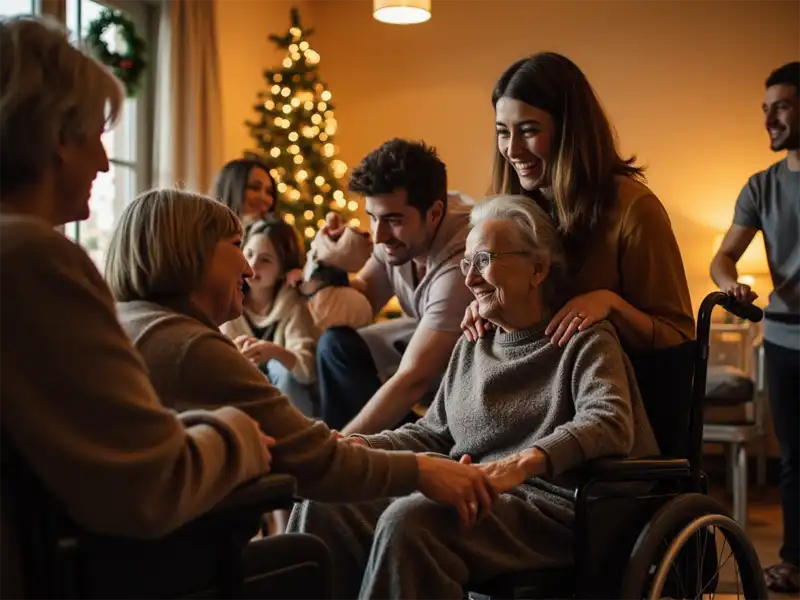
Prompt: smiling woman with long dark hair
<box><xmin>464</xmin><ymin>52</ymin><xmax>695</xmax><ymax>351</ymax></box>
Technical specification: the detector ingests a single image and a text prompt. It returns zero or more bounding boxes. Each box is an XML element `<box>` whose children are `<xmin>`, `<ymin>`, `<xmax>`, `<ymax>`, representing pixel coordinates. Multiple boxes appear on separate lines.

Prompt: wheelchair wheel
<box><xmin>619</xmin><ymin>493</ymin><xmax>768</xmax><ymax>599</ymax></box>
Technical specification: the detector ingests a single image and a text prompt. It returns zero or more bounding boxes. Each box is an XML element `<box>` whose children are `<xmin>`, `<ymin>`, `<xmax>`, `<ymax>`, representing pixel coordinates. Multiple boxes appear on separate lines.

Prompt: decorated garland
<box><xmin>85</xmin><ymin>9</ymin><xmax>147</xmax><ymax>97</ymax></box>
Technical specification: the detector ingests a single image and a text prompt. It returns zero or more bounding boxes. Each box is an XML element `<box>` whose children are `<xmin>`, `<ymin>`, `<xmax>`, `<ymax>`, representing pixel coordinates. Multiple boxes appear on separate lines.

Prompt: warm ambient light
<box><xmin>373</xmin><ymin>0</ymin><xmax>431</xmax><ymax>24</ymax></box>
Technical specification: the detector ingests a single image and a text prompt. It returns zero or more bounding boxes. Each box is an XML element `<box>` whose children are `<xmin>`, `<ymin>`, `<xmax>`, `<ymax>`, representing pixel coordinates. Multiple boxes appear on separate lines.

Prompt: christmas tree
<box><xmin>245</xmin><ymin>7</ymin><xmax>357</xmax><ymax>245</ymax></box>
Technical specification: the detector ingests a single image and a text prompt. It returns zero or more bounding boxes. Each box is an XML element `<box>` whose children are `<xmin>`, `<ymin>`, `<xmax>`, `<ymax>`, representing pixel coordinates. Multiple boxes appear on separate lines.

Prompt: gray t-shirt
<box><xmin>733</xmin><ymin>159</ymin><xmax>800</xmax><ymax>350</ymax></box>
<box><xmin>360</xmin><ymin>193</ymin><xmax>474</xmax><ymax>333</ymax></box>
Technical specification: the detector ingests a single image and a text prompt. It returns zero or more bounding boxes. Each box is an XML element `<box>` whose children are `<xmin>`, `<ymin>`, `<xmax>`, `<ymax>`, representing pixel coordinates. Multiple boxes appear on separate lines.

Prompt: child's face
<box><xmin>243</xmin><ymin>233</ymin><xmax>281</xmax><ymax>292</ymax></box>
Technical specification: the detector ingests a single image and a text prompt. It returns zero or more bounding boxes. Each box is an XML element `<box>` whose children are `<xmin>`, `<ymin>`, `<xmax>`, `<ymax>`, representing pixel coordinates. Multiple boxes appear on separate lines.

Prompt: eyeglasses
<box><xmin>460</xmin><ymin>251</ymin><xmax>527</xmax><ymax>276</ymax></box>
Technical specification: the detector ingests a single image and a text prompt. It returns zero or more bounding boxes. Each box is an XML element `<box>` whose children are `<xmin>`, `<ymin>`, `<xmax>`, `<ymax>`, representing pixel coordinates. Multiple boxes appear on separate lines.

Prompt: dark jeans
<box><xmin>765</xmin><ymin>340</ymin><xmax>800</xmax><ymax>566</ymax></box>
<box><xmin>317</xmin><ymin>327</ymin><xmax>417</xmax><ymax>431</ymax></box>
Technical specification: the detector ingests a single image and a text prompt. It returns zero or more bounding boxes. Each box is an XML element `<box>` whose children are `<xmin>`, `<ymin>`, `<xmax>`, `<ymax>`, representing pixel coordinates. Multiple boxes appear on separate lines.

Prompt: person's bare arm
<box><xmin>710</xmin><ymin>224</ymin><xmax>759</xmax><ymax>302</ymax></box>
<box><xmin>350</xmin><ymin>255</ymin><xmax>395</xmax><ymax>316</ymax></box>
<box><xmin>342</xmin><ymin>326</ymin><xmax>461</xmax><ymax>435</ymax></box>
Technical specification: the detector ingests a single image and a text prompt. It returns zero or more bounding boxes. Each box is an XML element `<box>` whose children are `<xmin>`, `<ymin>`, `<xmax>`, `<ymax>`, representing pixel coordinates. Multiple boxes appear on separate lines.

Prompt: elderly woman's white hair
<box><xmin>470</xmin><ymin>194</ymin><xmax>567</xmax><ymax>309</ymax></box>
<box><xmin>0</xmin><ymin>15</ymin><xmax>124</xmax><ymax>193</ymax></box>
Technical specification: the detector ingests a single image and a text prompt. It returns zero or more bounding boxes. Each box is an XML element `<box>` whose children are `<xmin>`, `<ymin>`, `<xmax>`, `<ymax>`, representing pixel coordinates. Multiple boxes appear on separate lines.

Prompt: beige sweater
<box><xmin>116</xmin><ymin>300</ymin><xmax>420</xmax><ymax>502</ymax></box>
<box><xmin>221</xmin><ymin>285</ymin><xmax>318</xmax><ymax>384</ymax></box>
<box><xmin>0</xmin><ymin>215</ymin><xmax>270</xmax><ymax>597</ymax></box>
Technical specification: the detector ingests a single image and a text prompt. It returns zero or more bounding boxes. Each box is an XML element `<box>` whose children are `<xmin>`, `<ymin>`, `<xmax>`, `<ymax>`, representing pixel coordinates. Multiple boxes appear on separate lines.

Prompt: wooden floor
<box><xmin>708</xmin><ymin>485</ymin><xmax>798</xmax><ymax>599</ymax></box>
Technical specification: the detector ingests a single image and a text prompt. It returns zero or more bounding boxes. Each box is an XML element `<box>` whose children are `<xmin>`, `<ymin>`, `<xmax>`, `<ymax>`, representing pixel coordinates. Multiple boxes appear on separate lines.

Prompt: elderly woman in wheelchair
<box><xmin>288</xmin><ymin>195</ymin><xmax>660</xmax><ymax>598</ymax></box>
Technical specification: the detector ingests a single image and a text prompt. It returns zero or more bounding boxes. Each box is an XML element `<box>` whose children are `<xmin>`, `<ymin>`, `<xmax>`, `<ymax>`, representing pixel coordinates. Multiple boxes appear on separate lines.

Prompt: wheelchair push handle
<box><xmin>706</xmin><ymin>292</ymin><xmax>764</xmax><ymax>323</ymax></box>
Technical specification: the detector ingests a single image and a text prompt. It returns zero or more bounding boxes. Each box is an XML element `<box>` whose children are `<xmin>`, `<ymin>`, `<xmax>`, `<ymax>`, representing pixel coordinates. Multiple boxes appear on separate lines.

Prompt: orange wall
<box><xmin>310</xmin><ymin>0</ymin><xmax>799</xmax><ymax>308</ymax></box>
<box><xmin>217</xmin><ymin>0</ymin><xmax>799</xmax><ymax>308</ymax></box>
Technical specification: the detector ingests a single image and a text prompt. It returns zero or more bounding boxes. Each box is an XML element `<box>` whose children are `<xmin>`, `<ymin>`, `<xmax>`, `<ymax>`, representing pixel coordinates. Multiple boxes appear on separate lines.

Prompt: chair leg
<box><xmin>732</xmin><ymin>444</ymin><xmax>748</xmax><ymax>530</ymax></box>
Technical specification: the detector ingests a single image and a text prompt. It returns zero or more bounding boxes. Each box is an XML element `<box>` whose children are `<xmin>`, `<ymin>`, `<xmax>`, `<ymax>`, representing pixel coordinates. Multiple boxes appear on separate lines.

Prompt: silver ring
<box><xmin>468</xmin><ymin>501</ymin><xmax>478</xmax><ymax>513</ymax></box>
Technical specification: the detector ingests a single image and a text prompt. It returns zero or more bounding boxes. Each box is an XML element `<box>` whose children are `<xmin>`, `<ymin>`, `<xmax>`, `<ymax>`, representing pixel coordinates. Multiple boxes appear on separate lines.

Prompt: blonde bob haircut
<box><xmin>106</xmin><ymin>189</ymin><xmax>243</xmax><ymax>302</ymax></box>
<box><xmin>0</xmin><ymin>15</ymin><xmax>124</xmax><ymax>193</ymax></box>
<box><xmin>470</xmin><ymin>194</ymin><xmax>567</xmax><ymax>310</ymax></box>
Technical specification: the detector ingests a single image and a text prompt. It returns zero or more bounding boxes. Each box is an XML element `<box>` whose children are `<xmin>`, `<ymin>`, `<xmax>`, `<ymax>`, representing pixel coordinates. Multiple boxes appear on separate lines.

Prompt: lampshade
<box><xmin>373</xmin><ymin>0</ymin><xmax>431</xmax><ymax>24</ymax></box>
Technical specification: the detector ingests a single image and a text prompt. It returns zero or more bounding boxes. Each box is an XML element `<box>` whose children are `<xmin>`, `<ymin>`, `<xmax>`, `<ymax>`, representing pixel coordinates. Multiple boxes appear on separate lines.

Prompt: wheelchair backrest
<box><xmin>626</xmin><ymin>340</ymin><xmax>697</xmax><ymax>459</ymax></box>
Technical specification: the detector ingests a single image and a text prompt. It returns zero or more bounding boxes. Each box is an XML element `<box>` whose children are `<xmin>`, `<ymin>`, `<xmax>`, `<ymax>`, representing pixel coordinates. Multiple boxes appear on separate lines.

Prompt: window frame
<box><xmin>49</xmin><ymin>0</ymin><xmax>158</xmax><ymax>247</ymax></box>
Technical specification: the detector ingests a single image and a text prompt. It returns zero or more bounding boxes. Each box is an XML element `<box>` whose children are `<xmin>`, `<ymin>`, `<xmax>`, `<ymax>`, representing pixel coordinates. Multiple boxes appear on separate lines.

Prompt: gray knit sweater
<box><xmin>358</xmin><ymin>320</ymin><xmax>659</xmax><ymax>490</ymax></box>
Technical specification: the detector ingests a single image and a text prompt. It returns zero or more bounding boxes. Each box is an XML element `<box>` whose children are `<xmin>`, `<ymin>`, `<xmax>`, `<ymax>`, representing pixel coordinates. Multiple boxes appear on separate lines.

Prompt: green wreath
<box><xmin>85</xmin><ymin>9</ymin><xmax>147</xmax><ymax>97</ymax></box>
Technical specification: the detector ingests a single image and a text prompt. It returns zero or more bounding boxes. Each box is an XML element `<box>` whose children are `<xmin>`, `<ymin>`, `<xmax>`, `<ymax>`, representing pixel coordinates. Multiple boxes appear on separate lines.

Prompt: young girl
<box><xmin>220</xmin><ymin>216</ymin><xmax>318</xmax><ymax>417</ymax></box>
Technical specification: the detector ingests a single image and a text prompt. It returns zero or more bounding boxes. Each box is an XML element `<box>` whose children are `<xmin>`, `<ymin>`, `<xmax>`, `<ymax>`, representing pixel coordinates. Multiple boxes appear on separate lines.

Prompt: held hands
<box><xmin>459</xmin><ymin>454</ymin><xmax>527</xmax><ymax>495</ymax></box>
<box><xmin>330</xmin><ymin>429</ymin><xmax>367</xmax><ymax>446</ymax></box>
<box><xmin>544</xmin><ymin>290</ymin><xmax>617</xmax><ymax>347</ymax></box>
<box><xmin>238</xmin><ymin>337</ymin><xmax>283</xmax><ymax>365</ymax></box>
<box><xmin>416</xmin><ymin>454</ymin><xmax>496</xmax><ymax>529</ymax></box>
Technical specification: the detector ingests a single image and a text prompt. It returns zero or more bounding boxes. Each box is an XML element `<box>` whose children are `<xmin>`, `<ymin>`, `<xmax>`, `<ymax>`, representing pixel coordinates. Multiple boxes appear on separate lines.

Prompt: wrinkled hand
<box><xmin>241</xmin><ymin>339</ymin><xmax>282</xmax><ymax>365</ymax></box>
<box><xmin>461</xmin><ymin>299</ymin><xmax>494</xmax><ymax>342</ymax></box>
<box><xmin>330</xmin><ymin>430</ymin><xmax>367</xmax><ymax>446</ymax></box>
<box><xmin>460</xmin><ymin>454</ymin><xmax>526</xmax><ymax>495</ymax></box>
<box><xmin>546</xmin><ymin>290</ymin><xmax>617</xmax><ymax>347</ymax></box>
<box><xmin>721</xmin><ymin>281</ymin><xmax>758</xmax><ymax>304</ymax></box>
<box><xmin>416</xmin><ymin>454</ymin><xmax>496</xmax><ymax>529</ymax></box>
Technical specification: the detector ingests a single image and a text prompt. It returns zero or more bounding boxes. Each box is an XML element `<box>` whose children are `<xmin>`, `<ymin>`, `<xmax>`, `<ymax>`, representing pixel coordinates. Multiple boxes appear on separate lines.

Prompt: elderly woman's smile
<box><xmin>463</xmin><ymin>217</ymin><xmax>545</xmax><ymax>332</ymax></box>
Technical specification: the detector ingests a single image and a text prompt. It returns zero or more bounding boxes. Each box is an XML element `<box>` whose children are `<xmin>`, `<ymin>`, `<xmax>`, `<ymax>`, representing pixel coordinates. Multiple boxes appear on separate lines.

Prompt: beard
<box><xmin>771</xmin><ymin>125</ymin><xmax>800</xmax><ymax>152</ymax></box>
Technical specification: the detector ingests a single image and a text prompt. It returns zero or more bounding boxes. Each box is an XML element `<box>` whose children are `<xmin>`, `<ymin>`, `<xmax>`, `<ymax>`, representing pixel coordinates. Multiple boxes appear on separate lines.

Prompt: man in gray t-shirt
<box><xmin>710</xmin><ymin>61</ymin><xmax>799</xmax><ymax>593</ymax></box>
<box><xmin>314</xmin><ymin>139</ymin><xmax>475</xmax><ymax>436</ymax></box>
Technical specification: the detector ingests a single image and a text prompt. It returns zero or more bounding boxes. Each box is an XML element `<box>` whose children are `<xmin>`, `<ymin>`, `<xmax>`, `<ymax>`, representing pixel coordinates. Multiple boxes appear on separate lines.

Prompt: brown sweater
<box><xmin>572</xmin><ymin>177</ymin><xmax>695</xmax><ymax>348</ymax></box>
<box><xmin>0</xmin><ymin>215</ymin><xmax>270</xmax><ymax>597</ymax></box>
<box><xmin>116</xmin><ymin>300</ymin><xmax>420</xmax><ymax>502</ymax></box>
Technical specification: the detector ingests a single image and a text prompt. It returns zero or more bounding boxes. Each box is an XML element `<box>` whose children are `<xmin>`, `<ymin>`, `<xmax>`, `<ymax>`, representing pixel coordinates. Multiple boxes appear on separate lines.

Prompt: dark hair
<box><xmin>348</xmin><ymin>138</ymin><xmax>448</xmax><ymax>215</ymax></box>
<box><xmin>491</xmin><ymin>52</ymin><xmax>645</xmax><ymax>251</ymax></box>
<box><xmin>244</xmin><ymin>215</ymin><xmax>304</xmax><ymax>286</ymax></box>
<box><xmin>766</xmin><ymin>61</ymin><xmax>800</xmax><ymax>94</ymax></box>
<box><xmin>211</xmin><ymin>158</ymin><xmax>277</xmax><ymax>218</ymax></box>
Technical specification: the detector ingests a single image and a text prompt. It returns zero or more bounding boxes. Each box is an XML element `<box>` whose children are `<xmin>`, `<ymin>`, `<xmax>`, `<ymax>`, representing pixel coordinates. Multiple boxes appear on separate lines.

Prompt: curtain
<box><xmin>152</xmin><ymin>0</ymin><xmax>223</xmax><ymax>194</ymax></box>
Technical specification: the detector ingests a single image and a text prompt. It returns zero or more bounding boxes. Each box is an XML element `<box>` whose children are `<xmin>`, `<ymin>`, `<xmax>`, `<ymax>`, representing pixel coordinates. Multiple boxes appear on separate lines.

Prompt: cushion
<box><xmin>705</xmin><ymin>365</ymin><xmax>754</xmax><ymax>406</ymax></box>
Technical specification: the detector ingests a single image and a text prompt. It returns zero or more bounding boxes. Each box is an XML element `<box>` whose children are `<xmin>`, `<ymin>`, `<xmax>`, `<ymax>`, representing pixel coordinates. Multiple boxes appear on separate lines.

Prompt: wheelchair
<box><xmin>2</xmin><ymin>443</ymin><xmax>331</xmax><ymax>599</ymax></box>
<box><xmin>468</xmin><ymin>291</ymin><xmax>769</xmax><ymax>600</ymax></box>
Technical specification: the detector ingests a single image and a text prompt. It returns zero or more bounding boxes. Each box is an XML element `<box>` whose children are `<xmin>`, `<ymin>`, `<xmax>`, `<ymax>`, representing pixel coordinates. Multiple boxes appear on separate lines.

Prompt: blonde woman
<box><xmin>0</xmin><ymin>15</ymin><xmax>276</xmax><ymax>598</ymax></box>
<box><xmin>107</xmin><ymin>189</ymin><xmax>498</xmax><ymax>524</ymax></box>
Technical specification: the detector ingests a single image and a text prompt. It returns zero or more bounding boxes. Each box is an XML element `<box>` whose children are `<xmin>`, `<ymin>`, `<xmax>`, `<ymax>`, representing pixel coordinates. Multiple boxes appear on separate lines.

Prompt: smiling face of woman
<box><xmin>495</xmin><ymin>97</ymin><xmax>556</xmax><ymax>192</ymax></box>
<box><xmin>191</xmin><ymin>233</ymin><xmax>253</xmax><ymax>326</ymax></box>
<box><xmin>463</xmin><ymin>218</ymin><xmax>546</xmax><ymax>330</ymax></box>
<box><xmin>242</xmin><ymin>167</ymin><xmax>275</xmax><ymax>223</ymax></box>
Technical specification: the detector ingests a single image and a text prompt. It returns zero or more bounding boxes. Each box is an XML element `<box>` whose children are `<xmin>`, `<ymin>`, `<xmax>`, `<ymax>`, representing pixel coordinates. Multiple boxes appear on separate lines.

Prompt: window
<box><xmin>0</xmin><ymin>0</ymin><xmax>37</xmax><ymax>17</ymax></box>
<box><xmin>63</xmin><ymin>0</ymin><xmax>153</xmax><ymax>269</ymax></box>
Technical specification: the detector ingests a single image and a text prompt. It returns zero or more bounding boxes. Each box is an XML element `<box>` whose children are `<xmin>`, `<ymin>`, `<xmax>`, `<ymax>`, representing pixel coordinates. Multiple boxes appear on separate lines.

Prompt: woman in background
<box><xmin>463</xmin><ymin>52</ymin><xmax>694</xmax><ymax>351</ymax></box>
<box><xmin>221</xmin><ymin>215</ymin><xmax>318</xmax><ymax>417</ymax></box>
<box><xmin>211</xmin><ymin>158</ymin><xmax>278</xmax><ymax>225</ymax></box>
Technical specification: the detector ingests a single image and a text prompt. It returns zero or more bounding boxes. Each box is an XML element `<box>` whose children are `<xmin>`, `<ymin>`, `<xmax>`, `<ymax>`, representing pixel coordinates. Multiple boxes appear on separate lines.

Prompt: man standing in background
<box><xmin>711</xmin><ymin>61</ymin><xmax>800</xmax><ymax>594</ymax></box>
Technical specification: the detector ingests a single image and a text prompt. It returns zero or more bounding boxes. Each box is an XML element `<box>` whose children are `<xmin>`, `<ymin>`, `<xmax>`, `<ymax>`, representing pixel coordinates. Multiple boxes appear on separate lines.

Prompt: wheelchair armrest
<box><xmin>206</xmin><ymin>474</ymin><xmax>297</xmax><ymax>518</ymax></box>
<box><xmin>581</xmin><ymin>457</ymin><xmax>691</xmax><ymax>482</ymax></box>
